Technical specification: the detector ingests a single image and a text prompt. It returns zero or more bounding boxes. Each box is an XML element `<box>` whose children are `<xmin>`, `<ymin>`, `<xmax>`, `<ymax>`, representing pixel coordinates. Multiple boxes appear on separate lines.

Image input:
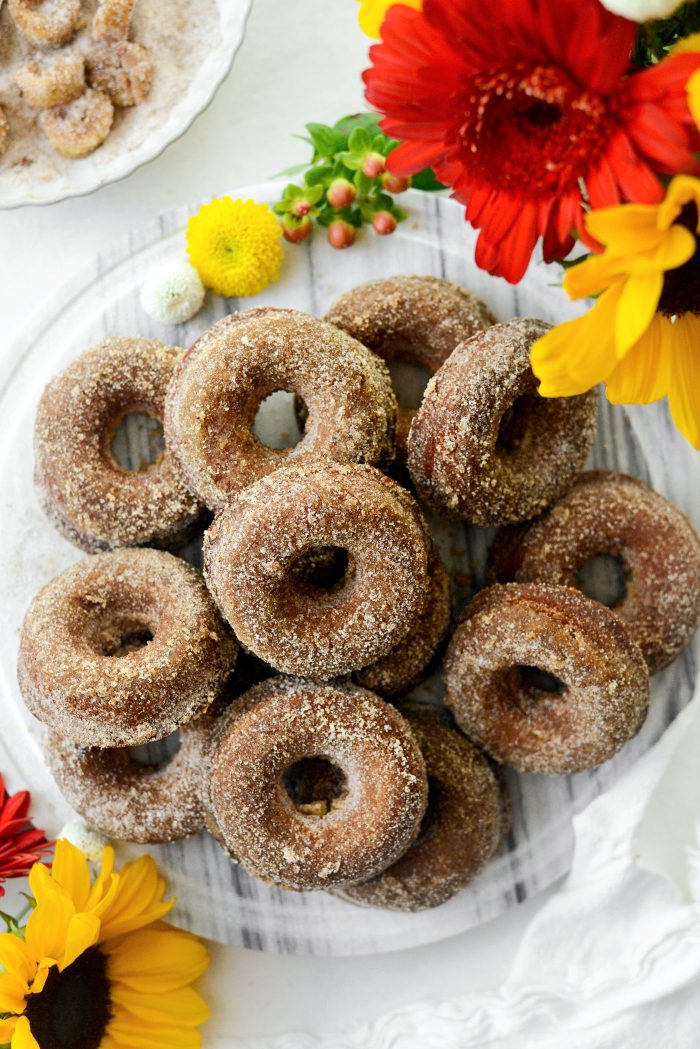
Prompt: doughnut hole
<box><xmin>282</xmin><ymin>757</ymin><xmax>349</xmax><ymax>817</ymax></box>
<box><xmin>502</xmin><ymin>664</ymin><xmax>568</xmax><ymax>708</ymax></box>
<box><xmin>576</xmin><ymin>553</ymin><xmax>629</xmax><ymax>609</ymax></box>
<box><xmin>495</xmin><ymin>391</ymin><xmax>544</xmax><ymax>456</ymax></box>
<box><xmin>288</xmin><ymin>545</ymin><xmax>353</xmax><ymax>596</ymax></box>
<box><xmin>128</xmin><ymin>730</ymin><xmax>181</xmax><ymax>768</ymax></box>
<box><xmin>253</xmin><ymin>390</ymin><xmax>306</xmax><ymax>450</ymax></box>
<box><xmin>106</xmin><ymin>409</ymin><xmax>165</xmax><ymax>472</ymax></box>
<box><xmin>387</xmin><ymin>359</ymin><xmax>431</xmax><ymax>412</ymax></box>
<box><xmin>95</xmin><ymin>616</ymin><xmax>154</xmax><ymax>657</ymax></box>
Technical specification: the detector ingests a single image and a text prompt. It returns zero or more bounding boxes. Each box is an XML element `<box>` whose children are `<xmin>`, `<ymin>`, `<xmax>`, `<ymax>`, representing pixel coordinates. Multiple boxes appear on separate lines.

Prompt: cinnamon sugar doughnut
<box><xmin>407</xmin><ymin>318</ymin><xmax>597</xmax><ymax>525</ymax></box>
<box><xmin>35</xmin><ymin>337</ymin><xmax>203</xmax><ymax>553</ymax></box>
<box><xmin>208</xmin><ymin>677</ymin><xmax>428</xmax><ymax>890</ymax></box>
<box><xmin>40</xmin><ymin>88</ymin><xmax>113</xmax><ymax>158</ymax></box>
<box><xmin>444</xmin><ymin>583</ymin><xmax>649</xmax><ymax>775</ymax></box>
<box><xmin>18</xmin><ymin>549</ymin><xmax>237</xmax><ymax>747</ymax></box>
<box><xmin>165</xmin><ymin>308</ymin><xmax>398</xmax><ymax>511</ymax></box>
<box><xmin>203</xmin><ymin>461</ymin><xmax>431</xmax><ymax>679</ymax></box>
<box><xmin>332</xmin><ymin>705</ymin><xmax>508</xmax><ymax>911</ymax></box>
<box><xmin>353</xmin><ymin>549</ymin><xmax>451</xmax><ymax>698</ymax></box>
<box><xmin>45</xmin><ymin>698</ymin><xmax>227</xmax><ymax>843</ymax></box>
<box><xmin>9</xmin><ymin>0</ymin><xmax>82</xmax><ymax>48</ymax></box>
<box><xmin>488</xmin><ymin>471</ymin><xmax>700</xmax><ymax>674</ymax></box>
<box><xmin>15</xmin><ymin>51</ymin><xmax>85</xmax><ymax>108</ymax></box>
<box><xmin>86</xmin><ymin>40</ymin><xmax>153</xmax><ymax>107</ymax></box>
<box><xmin>325</xmin><ymin>276</ymin><xmax>495</xmax><ymax>457</ymax></box>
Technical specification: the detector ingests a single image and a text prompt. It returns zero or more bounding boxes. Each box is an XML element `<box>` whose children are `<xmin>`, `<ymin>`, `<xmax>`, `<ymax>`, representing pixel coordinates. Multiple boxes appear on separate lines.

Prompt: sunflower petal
<box><xmin>10</xmin><ymin>1016</ymin><xmax>39</xmax><ymax>1049</ymax></box>
<box><xmin>667</xmin><ymin>313</ymin><xmax>700</xmax><ymax>448</ymax></box>
<box><xmin>584</xmin><ymin>202</ymin><xmax>662</xmax><ymax>252</ymax></box>
<box><xmin>111</xmin><ymin>985</ymin><xmax>210</xmax><ymax>1027</ymax></box>
<box><xmin>61</xmin><ymin>911</ymin><xmax>101</xmax><ymax>971</ymax></box>
<box><xmin>532</xmin><ymin>286</ymin><xmax>623</xmax><ymax>395</ymax></box>
<box><xmin>106</xmin><ymin>1019</ymin><xmax>203</xmax><ymax>1049</ymax></box>
<box><xmin>614</xmin><ymin>272</ymin><xmax>663</xmax><ymax>357</ymax></box>
<box><xmin>105</xmin><ymin>927</ymin><xmax>209</xmax><ymax>991</ymax></box>
<box><xmin>28</xmin><ymin>862</ymin><xmax>55</xmax><ymax>905</ymax></box>
<box><xmin>657</xmin><ymin>175</ymin><xmax>700</xmax><ymax>232</ymax></box>
<box><xmin>605</xmin><ymin>313</ymin><xmax>672</xmax><ymax>405</ymax></box>
<box><xmin>51</xmin><ymin>840</ymin><xmax>91</xmax><ymax>911</ymax></box>
<box><xmin>563</xmin><ymin>253</ymin><xmax>626</xmax><ymax>299</ymax></box>
<box><xmin>0</xmin><ymin>971</ymin><xmax>28</xmax><ymax>1014</ymax></box>
<box><xmin>0</xmin><ymin>934</ymin><xmax>35</xmax><ymax>984</ymax></box>
<box><xmin>0</xmin><ymin>1016</ymin><xmax>17</xmax><ymax>1042</ymax></box>
<box><xmin>687</xmin><ymin>69</ymin><xmax>700</xmax><ymax>135</ymax></box>
<box><xmin>25</xmin><ymin>892</ymin><xmax>74</xmax><ymax>964</ymax></box>
<box><xmin>99</xmin><ymin>857</ymin><xmax>174</xmax><ymax>942</ymax></box>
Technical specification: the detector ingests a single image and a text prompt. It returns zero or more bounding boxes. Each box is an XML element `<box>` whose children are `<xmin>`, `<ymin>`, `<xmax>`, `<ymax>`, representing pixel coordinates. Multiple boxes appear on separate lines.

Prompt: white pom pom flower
<box><xmin>59</xmin><ymin>818</ymin><xmax>111</xmax><ymax>861</ymax></box>
<box><xmin>140</xmin><ymin>258</ymin><xmax>206</xmax><ymax>324</ymax></box>
<box><xmin>598</xmin><ymin>0</ymin><xmax>686</xmax><ymax>20</ymax></box>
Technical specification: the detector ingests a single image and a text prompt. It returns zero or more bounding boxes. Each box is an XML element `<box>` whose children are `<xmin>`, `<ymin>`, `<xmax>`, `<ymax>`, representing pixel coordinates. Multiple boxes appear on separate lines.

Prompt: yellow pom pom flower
<box><xmin>0</xmin><ymin>839</ymin><xmax>209</xmax><ymax>1049</ymax></box>
<box><xmin>186</xmin><ymin>196</ymin><xmax>284</xmax><ymax>298</ymax></box>
<box><xmin>357</xmin><ymin>0</ymin><xmax>421</xmax><ymax>39</ymax></box>
<box><xmin>530</xmin><ymin>175</ymin><xmax>700</xmax><ymax>450</ymax></box>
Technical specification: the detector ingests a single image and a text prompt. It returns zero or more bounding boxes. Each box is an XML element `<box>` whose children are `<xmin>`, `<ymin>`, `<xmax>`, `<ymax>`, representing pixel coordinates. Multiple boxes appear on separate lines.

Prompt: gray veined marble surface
<box><xmin>0</xmin><ymin>186</ymin><xmax>697</xmax><ymax>955</ymax></box>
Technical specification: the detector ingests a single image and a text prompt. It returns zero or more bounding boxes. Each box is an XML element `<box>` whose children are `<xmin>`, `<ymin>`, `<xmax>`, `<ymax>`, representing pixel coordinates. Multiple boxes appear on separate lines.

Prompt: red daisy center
<box><xmin>458</xmin><ymin>64</ymin><xmax>611</xmax><ymax>196</ymax></box>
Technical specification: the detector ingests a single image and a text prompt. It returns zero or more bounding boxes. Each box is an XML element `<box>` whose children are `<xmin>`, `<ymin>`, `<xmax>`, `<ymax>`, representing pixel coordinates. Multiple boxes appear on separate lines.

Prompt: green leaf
<box><xmin>353</xmin><ymin>170</ymin><xmax>373</xmax><ymax>195</ymax></box>
<box><xmin>348</xmin><ymin>126</ymin><xmax>372</xmax><ymax>155</ymax></box>
<box><xmin>305</xmin><ymin>122</ymin><xmax>347</xmax><ymax>157</ymax></box>
<box><xmin>269</xmin><ymin>161</ymin><xmax>310</xmax><ymax>179</ymax></box>
<box><xmin>391</xmin><ymin>206</ymin><xmax>408</xmax><ymax>222</ymax></box>
<box><xmin>305</xmin><ymin>163</ymin><xmax>334</xmax><ymax>186</ymax></box>
<box><xmin>410</xmin><ymin>167</ymin><xmax>448</xmax><ymax>192</ymax></box>
<box><xmin>333</xmin><ymin>112</ymin><xmax>382</xmax><ymax>136</ymax></box>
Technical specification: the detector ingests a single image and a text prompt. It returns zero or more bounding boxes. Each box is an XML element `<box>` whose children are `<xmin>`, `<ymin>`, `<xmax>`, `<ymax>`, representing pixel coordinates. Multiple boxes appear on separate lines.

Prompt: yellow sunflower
<box><xmin>531</xmin><ymin>175</ymin><xmax>700</xmax><ymax>449</ymax></box>
<box><xmin>186</xmin><ymin>197</ymin><xmax>284</xmax><ymax>299</ymax></box>
<box><xmin>357</xmin><ymin>0</ymin><xmax>421</xmax><ymax>39</ymax></box>
<box><xmin>0</xmin><ymin>840</ymin><xmax>209</xmax><ymax>1049</ymax></box>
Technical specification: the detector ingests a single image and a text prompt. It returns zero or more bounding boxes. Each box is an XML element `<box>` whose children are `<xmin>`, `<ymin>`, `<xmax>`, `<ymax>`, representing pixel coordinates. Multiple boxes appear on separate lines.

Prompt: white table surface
<box><xmin>0</xmin><ymin>0</ymin><xmax>557</xmax><ymax>1041</ymax></box>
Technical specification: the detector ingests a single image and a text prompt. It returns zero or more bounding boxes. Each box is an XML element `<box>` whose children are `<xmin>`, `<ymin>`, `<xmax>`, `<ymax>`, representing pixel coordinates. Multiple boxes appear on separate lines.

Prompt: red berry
<box><xmin>282</xmin><ymin>214</ymin><xmax>313</xmax><ymax>244</ymax></box>
<box><xmin>372</xmin><ymin>210</ymin><xmax>397</xmax><ymax>236</ymax></box>
<box><xmin>326</xmin><ymin>178</ymin><xmax>356</xmax><ymax>208</ymax></box>
<box><xmin>293</xmin><ymin>200</ymin><xmax>312</xmax><ymax>217</ymax></box>
<box><xmin>328</xmin><ymin>220</ymin><xmax>357</xmax><ymax>249</ymax></box>
<box><xmin>361</xmin><ymin>152</ymin><xmax>386</xmax><ymax>178</ymax></box>
<box><xmin>381</xmin><ymin>172</ymin><xmax>411</xmax><ymax>193</ymax></box>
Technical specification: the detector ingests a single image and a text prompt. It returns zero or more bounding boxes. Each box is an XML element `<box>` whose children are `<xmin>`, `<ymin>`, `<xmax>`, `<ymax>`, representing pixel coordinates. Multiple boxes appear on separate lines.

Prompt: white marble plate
<box><xmin>0</xmin><ymin>0</ymin><xmax>252</xmax><ymax>208</ymax></box>
<box><xmin>0</xmin><ymin>184</ymin><xmax>698</xmax><ymax>955</ymax></box>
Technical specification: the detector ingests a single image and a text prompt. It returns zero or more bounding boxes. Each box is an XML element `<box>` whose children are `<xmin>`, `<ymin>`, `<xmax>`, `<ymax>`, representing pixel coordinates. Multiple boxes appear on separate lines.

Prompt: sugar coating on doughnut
<box><xmin>332</xmin><ymin>705</ymin><xmax>508</xmax><ymax>911</ymax></box>
<box><xmin>353</xmin><ymin>550</ymin><xmax>451</xmax><ymax>698</ymax></box>
<box><xmin>204</xmin><ymin>461</ymin><xmax>431</xmax><ymax>679</ymax></box>
<box><xmin>325</xmin><ymin>275</ymin><xmax>495</xmax><ymax>374</ymax></box>
<box><xmin>207</xmin><ymin>677</ymin><xmax>429</xmax><ymax>890</ymax></box>
<box><xmin>18</xmin><ymin>548</ymin><xmax>238</xmax><ymax>747</ymax></box>
<box><xmin>92</xmin><ymin>0</ymin><xmax>136</xmax><ymax>41</ymax></box>
<box><xmin>15</xmin><ymin>51</ymin><xmax>85</xmax><ymax>108</ymax></box>
<box><xmin>45</xmin><ymin>703</ymin><xmax>219</xmax><ymax>844</ymax></box>
<box><xmin>34</xmin><ymin>336</ymin><xmax>203</xmax><ymax>553</ymax></box>
<box><xmin>444</xmin><ymin>582</ymin><xmax>649</xmax><ymax>775</ymax></box>
<box><xmin>165</xmin><ymin>308</ymin><xmax>398</xmax><ymax>511</ymax></box>
<box><xmin>407</xmin><ymin>318</ymin><xmax>597</xmax><ymax>525</ymax></box>
<box><xmin>487</xmin><ymin>470</ymin><xmax>700</xmax><ymax>675</ymax></box>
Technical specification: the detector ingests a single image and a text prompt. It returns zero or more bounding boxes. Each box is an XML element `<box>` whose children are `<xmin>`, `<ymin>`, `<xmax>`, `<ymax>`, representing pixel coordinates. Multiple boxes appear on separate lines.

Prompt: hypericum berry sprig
<box><xmin>273</xmin><ymin>113</ymin><xmax>444</xmax><ymax>249</ymax></box>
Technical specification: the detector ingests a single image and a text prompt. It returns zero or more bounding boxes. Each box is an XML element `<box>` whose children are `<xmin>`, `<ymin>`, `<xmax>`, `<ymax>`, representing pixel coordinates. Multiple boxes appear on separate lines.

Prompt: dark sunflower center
<box><xmin>658</xmin><ymin>202</ymin><xmax>700</xmax><ymax>317</ymax></box>
<box><xmin>24</xmin><ymin>947</ymin><xmax>112</xmax><ymax>1049</ymax></box>
<box><xmin>458</xmin><ymin>63</ymin><xmax>609</xmax><ymax>194</ymax></box>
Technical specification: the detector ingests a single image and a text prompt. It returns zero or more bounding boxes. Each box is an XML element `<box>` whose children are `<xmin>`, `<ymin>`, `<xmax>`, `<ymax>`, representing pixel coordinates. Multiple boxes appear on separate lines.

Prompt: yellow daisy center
<box><xmin>23</xmin><ymin>946</ymin><xmax>111</xmax><ymax>1049</ymax></box>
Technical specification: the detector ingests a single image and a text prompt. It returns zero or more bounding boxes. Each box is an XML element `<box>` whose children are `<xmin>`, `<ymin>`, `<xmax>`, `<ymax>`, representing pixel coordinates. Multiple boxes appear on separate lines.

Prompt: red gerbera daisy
<box><xmin>364</xmin><ymin>0</ymin><xmax>700</xmax><ymax>282</ymax></box>
<box><xmin>0</xmin><ymin>772</ymin><xmax>52</xmax><ymax>895</ymax></box>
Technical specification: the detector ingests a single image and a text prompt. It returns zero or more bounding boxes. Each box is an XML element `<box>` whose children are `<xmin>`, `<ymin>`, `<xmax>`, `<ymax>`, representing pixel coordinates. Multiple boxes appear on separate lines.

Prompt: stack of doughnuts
<box><xmin>18</xmin><ymin>275</ymin><xmax>700</xmax><ymax>914</ymax></box>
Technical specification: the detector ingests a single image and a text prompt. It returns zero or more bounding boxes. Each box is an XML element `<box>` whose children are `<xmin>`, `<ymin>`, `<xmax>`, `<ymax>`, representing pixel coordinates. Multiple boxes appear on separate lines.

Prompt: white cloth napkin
<box><xmin>230</xmin><ymin>677</ymin><xmax>700</xmax><ymax>1049</ymax></box>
